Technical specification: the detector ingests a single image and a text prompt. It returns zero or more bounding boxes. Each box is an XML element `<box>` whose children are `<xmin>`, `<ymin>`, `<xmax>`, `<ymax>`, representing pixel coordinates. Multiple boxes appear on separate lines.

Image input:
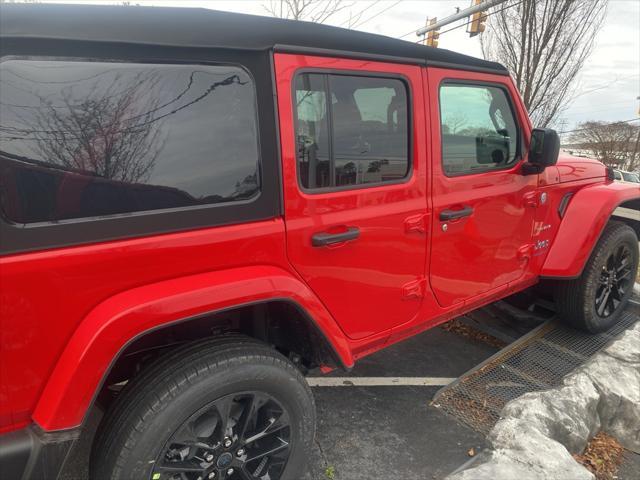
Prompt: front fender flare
<box><xmin>32</xmin><ymin>265</ymin><xmax>353</xmax><ymax>432</ymax></box>
<box><xmin>541</xmin><ymin>182</ymin><xmax>640</xmax><ymax>278</ymax></box>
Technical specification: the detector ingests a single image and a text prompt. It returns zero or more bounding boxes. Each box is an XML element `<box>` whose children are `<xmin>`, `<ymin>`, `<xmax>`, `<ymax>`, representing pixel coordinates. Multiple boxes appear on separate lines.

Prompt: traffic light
<box><xmin>468</xmin><ymin>0</ymin><xmax>488</xmax><ymax>37</ymax></box>
<box><xmin>425</xmin><ymin>18</ymin><xmax>439</xmax><ymax>48</ymax></box>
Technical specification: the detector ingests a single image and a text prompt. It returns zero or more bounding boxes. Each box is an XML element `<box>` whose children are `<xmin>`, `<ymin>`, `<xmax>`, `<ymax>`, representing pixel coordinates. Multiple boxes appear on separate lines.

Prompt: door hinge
<box><xmin>402</xmin><ymin>277</ymin><xmax>426</xmax><ymax>300</ymax></box>
<box><xmin>404</xmin><ymin>214</ymin><xmax>427</xmax><ymax>234</ymax></box>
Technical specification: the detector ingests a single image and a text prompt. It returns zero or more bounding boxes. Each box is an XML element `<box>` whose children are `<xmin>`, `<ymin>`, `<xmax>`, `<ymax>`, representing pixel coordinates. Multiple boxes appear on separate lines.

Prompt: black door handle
<box><xmin>312</xmin><ymin>227</ymin><xmax>360</xmax><ymax>247</ymax></box>
<box><xmin>439</xmin><ymin>206</ymin><xmax>473</xmax><ymax>221</ymax></box>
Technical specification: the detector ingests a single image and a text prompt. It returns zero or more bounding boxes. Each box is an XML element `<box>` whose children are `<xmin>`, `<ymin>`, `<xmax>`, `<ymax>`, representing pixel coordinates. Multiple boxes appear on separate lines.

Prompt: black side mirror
<box><xmin>523</xmin><ymin>128</ymin><xmax>560</xmax><ymax>174</ymax></box>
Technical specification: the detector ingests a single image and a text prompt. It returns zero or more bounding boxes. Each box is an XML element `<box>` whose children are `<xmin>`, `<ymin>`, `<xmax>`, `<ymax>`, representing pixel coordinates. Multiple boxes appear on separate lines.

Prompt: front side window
<box><xmin>295</xmin><ymin>73</ymin><xmax>409</xmax><ymax>190</ymax></box>
<box><xmin>0</xmin><ymin>59</ymin><xmax>260</xmax><ymax>224</ymax></box>
<box><xmin>439</xmin><ymin>83</ymin><xmax>519</xmax><ymax>176</ymax></box>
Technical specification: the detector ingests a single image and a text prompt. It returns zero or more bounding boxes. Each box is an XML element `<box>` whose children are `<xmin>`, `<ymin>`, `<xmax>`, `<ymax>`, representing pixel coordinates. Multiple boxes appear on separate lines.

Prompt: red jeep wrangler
<box><xmin>1</xmin><ymin>5</ymin><xmax>638</xmax><ymax>480</ymax></box>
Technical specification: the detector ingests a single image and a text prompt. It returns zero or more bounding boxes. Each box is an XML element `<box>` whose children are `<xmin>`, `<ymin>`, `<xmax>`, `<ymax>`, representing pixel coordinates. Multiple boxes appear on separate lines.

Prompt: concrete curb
<box><xmin>447</xmin><ymin>310</ymin><xmax>640</xmax><ymax>480</ymax></box>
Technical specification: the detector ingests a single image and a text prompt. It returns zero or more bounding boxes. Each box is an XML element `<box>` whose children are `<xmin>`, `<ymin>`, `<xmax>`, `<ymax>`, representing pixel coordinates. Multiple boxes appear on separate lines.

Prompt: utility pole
<box><xmin>416</xmin><ymin>0</ymin><xmax>507</xmax><ymax>37</ymax></box>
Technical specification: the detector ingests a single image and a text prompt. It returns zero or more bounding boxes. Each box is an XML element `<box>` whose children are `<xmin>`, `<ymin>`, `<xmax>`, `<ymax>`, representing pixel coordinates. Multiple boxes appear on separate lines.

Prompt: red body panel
<box><xmin>426</xmin><ymin>67</ymin><xmax>537</xmax><ymax>307</ymax></box>
<box><xmin>542</xmin><ymin>180</ymin><xmax>640</xmax><ymax>278</ymax></box>
<box><xmin>274</xmin><ymin>54</ymin><xmax>429</xmax><ymax>339</ymax></box>
<box><xmin>555</xmin><ymin>153</ymin><xmax>607</xmax><ymax>183</ymax></box>
<box><xmin>0</xmin><ymin>219</ymin><xmax>349</xmax><ymax>431</ymax></box>
<box><xmin>33</xmin><ymin>265</ymin><xmax>351</xmax><ymax>431</ymax></box>
<box><xmin>1</xmin><ymin>51</ymin><xmax>638</xmax><ymax>437</ymax></box>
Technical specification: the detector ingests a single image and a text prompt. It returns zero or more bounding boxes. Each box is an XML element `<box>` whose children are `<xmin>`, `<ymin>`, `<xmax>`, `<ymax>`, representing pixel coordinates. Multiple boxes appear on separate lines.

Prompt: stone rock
<box><xmin>447</xmin><ymin>319</ymin><xmax>640</xmax><ymax>479</ymax></box>
<box><xmin>602</xmin><ymin>324</ymin><xmax>640</xmax><ymax>364</ymax></box>
<box><xmin>498</xmin><ymin>374</ymin><xmax>600</xmax><ymax>453</ymax></box>
<box><xmin>581</xmin><ymin>353</ymin><xmax>640</xmax><ymax>453</ymax></box>
<box><xmin>449</xmin><ymin>419</ymin><xmax>594</xmax><ymax>480</ymax></box>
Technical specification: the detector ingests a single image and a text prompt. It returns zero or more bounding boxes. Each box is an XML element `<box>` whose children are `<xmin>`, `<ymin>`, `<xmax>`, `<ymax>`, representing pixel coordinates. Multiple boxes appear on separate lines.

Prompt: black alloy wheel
<box><xmin>595</xmin><ymin>243</ymin><xmax>634</xmax><ymax>318</ymax></box>
<box><xmin>91</xmin><ymin>336</ymin><xmax>315</xmax><ymax>480</ymax></box>
<box><xmin>153</xmin><ymin>392</ymin><xmax>292</xmax><ymax>480</ymax></box>
<box><xmin>555</xmin><ymin>221</ymin><xmax>639</xmax><ymax>333</ymax></box>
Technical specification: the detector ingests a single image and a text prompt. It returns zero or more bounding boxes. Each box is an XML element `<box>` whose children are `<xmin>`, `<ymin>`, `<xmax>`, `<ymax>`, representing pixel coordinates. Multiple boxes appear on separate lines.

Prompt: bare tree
<box><xmin>26</xmin><ymin>73</ymin><xmax>166</xmax><ymax>183</ymax></box>
<box><xmin>442</xmin><ymin>113</ymin><xmax>470</xmax><ymax>134</ymax></box>
<box><xmin>568</xmin><ymin>120</ymin><xmax>640</xmax><ymax>172</ymax></box>
<box><xmin>263</xmin><ymin>0</ymin><xmax>359</xmax><ymax>25</ymax></box>
<box><xmin>481</xmin><ymin>0</ymin><xmax>608</xmax><ymax>127</ymax></box>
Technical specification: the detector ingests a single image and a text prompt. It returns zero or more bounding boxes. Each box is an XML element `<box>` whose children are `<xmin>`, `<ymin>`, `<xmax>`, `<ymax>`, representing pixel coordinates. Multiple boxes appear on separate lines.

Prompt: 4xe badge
<box><xmin>535</xmin><ymin>239</ymin><xmax>550</xmax><ymax>251</ymax></box>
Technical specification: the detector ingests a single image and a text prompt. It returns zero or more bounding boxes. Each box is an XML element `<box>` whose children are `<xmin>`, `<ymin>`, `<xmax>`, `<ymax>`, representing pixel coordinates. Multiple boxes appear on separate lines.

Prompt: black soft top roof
<box><xmin>0</xmin><ymin>4</ymin><xmax>508</xmax><ymax>75</ymax></box>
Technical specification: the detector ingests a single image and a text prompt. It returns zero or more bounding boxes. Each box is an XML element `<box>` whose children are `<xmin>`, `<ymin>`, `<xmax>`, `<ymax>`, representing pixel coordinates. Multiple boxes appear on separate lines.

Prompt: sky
<box><xmin>4</xmin><ymin>0</ymin><xmax>640</xmax><ymax>133</ymax></box>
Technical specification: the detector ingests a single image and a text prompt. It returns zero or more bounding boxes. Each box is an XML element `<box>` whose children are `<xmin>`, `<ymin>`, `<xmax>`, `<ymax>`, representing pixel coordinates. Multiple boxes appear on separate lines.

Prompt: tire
<box><xmin>555</xmin><ymin>221</ymin><xmax>639</xmax><ymax>333</ymax></box>
<box><xmin>90</xmin><ymin>335</ymin><xmax>315</xmax><ymax>480</ymax></box>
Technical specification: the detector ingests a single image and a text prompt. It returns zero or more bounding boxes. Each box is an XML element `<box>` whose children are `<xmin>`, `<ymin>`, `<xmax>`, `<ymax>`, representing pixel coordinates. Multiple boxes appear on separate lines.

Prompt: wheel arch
<box><xmin>32</xmin><ymin>266</ymin><xmax>353</xmax><ymax>432</ymax></box>
<box><xmin>541</xmin><ymin>182</ymin><xmax>640</xmax><ymax>279</ymax></box>
<box><xmin>612</xmin><ymin>198</ymin><xmax>640</xmax><ymax>238</ymax></box>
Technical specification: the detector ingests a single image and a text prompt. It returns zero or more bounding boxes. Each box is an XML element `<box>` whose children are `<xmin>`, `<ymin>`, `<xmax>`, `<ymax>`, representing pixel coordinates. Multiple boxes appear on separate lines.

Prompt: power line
<box><xmin>559</xmin><ymin>118</ymin><xmax>640</xmax><ymax>135</ymax></box>
<box><xmin>352</xmin><ymin>0</ymin><xmax>403</xmax><ymax>30</ymax></box>
<box><xmin>338</xmin><ymin>0</ymin><xmax>382</xmax><ymax>27</ymax></box>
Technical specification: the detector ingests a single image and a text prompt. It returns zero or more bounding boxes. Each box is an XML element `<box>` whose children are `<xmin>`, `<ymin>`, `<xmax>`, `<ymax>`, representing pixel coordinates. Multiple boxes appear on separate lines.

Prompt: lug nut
<box><xmin>227</xmin><ymin>468</ymin><xmax>235</xmax><ymax>475</ymax></box>
<box><xmin>223</xmin><ymin>437</ymin><xmax>233</xmax><ymax>448</ymax></box>
<box><xmin>236</xmin><ymin>448</ymin><xmax>245</xmax><ymax>457</ymax></box>
<box><xmin>205</xmin><ymin>453</ymin><xmax>214</xmax><ymax>462</ymax></box>
<box><xmin>208</xmin><ymin>472</ymin><xmax>216</xmax><ymax>479</ymax></box>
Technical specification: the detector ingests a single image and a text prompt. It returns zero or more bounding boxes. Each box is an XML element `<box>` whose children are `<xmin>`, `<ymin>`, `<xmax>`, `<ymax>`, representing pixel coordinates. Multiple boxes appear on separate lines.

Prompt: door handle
<box><xmin>311</xmin><ymin>227</ymin><xmax>360</xmax><ymax>247</ymax></box>
<box><xmin>439</xmin><ymin>206</ymin><xmax>473</xmax><ymax>221</ymax></box>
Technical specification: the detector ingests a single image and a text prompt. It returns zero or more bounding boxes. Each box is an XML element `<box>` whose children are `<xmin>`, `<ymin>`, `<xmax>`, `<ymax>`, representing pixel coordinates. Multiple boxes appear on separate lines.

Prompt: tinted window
<box><xmin>621</xmin><ymin>171</ymin><xmax>639</xmax><ymax>183</ymax></box>
<box><xmin>440</xmin><ymin>83</ymin><xmax>519</xmax><ymax>176</ymax></box>
<box><xmin>0</xmin><ymin>59</ymin><xmax>260</xmax><ymax>224</ymax></box>
<box><xmin>295</xmin><ymin>73</ymin><xmax>409</xmax><ymax>189</ymax></box>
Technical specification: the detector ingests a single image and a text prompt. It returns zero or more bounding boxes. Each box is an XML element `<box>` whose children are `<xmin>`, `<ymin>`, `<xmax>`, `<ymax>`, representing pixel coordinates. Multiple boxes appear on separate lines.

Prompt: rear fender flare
<box><xmin>541</xmin><ymin>182</ymin><xmax>640</xmax><ymax>279</ymax></box>
<box><xmin>32</xmin><ymin>265</ymin><xmax>353</xmax><ymax>432</ymax></box>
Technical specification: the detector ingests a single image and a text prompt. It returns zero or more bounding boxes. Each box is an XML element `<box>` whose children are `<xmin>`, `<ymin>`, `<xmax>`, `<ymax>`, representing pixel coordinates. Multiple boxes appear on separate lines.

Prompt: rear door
<box><xmin>274</xmin><ymin>53</ymin><xmax>429</xmax><ymax>340</ymax></box>
<box><xmin>427</xmin><ymin>68</ymin><xmax>537</xmax><ymax>307</ymax></box>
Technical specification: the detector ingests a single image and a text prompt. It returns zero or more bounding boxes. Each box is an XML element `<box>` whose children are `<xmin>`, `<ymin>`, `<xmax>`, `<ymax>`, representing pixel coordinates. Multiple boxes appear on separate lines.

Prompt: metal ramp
<box><xmin>432</xmin><ymin>304</ymin><xmax>639</xmax><ymax>434</ymax></box>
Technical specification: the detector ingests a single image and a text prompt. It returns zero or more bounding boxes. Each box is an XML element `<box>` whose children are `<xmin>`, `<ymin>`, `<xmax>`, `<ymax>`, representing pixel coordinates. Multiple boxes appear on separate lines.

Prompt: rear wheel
<box><xmin>90</xmin><ymin>336</ymin><xmax>315</xmax><ymax>480</ymax></box>
<box><xmin>555</xmin><ymin>221</ymin><xmax>638</xmax><ymax>333</ymax></box>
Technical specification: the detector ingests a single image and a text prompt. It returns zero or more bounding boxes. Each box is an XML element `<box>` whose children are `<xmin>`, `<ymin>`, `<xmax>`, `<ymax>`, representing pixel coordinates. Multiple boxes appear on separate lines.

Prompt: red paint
<box><xmin>1</xmin><ymin>53</ymin><xmax>638</xmax><ymax>436</ymax></box>
<box><xmin>33</xmin><ymin>265</ymin><xmax>352</xmax><ymax>431</ymax></box>
<box><xmin>274</xmin><ymin>54</ymin><xmax>429</xmax><ymax>339</ymax></box>
<box><xmin>556</xmin><ymin>153</ymin><xmax>607</xmax><ymax>183</ymax></box>
<box><xmin>542</xmin><ymin>181</ymin><xmax>640</xmax><ymax>278</ymax></box>
<box><xmin>426</xmin><ymin>67</ymin><xmax>538</xmax><ymax>307</ymax></box>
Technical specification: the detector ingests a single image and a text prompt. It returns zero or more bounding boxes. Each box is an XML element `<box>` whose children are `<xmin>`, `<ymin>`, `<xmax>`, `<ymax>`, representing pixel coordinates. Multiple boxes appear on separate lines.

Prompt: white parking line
<box><xmin>306</xmin><ymin>377</ymin><xmax>456</xmax><ymax>387</ymax></box>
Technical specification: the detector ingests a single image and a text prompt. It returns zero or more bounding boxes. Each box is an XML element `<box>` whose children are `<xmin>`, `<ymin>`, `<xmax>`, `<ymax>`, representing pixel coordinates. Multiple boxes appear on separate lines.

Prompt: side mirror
<box><xmin>523</xmin><ymin>128</ymin><xmax>560</xmax><ymax>174</ymax></box>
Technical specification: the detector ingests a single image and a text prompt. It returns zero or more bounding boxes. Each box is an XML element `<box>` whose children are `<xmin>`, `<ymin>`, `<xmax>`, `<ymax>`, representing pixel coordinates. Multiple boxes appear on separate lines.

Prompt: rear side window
<box><xmin>439</xmin><ymin>83</ymin><xmax>519</xmax><ymax>176</ymax></box>
<box><xmin>0</xmin><ymin>59</ymin><xmax>260</xmax><ymax>224</ymax></box>
<box><xmin>294</xmin><ymin>73</ymin><xmax>409</xmax><ymax>190</ymax></box>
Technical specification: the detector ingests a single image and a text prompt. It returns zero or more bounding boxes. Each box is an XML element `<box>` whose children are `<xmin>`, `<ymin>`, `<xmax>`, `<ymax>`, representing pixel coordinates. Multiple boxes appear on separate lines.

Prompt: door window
<box><xmin>294</xmin><ymin>73</ymin><xmax>409</xmax><ymax>190</ymax></box>
<box><xmin>439</xmin><ymin>83</ymin><xmax>519</xmax><ymax>176</ymax></box>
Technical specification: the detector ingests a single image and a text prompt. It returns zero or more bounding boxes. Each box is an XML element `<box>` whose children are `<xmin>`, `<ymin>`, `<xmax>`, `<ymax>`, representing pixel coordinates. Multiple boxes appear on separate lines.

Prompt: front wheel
<box><xmin>90</xmin><ymin>336</ymin><xmax>316</xmax><ymax>480</ymax></box>
<box><xmin>555</xmin><ymin>221</ymin><xmax>638</xmax><ymax>333</ymax></box>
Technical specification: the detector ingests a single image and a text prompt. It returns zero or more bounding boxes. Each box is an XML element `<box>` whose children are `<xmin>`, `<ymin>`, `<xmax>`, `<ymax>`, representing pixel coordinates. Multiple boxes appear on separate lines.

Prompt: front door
<box><xmin>428</xmin><ymin>69</ymin><xmax>537</xmax><ymax>307</ymax></box>
<box><xmin>275</xmin><ymin>53</ymin><xmax>428</xmax><ymax>340</ymax></box>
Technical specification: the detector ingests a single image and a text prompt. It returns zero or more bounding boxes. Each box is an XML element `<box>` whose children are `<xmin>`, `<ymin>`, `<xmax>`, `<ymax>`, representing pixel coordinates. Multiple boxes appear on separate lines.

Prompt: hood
<box><xmin>555</xmin><ymin>152</ymin><xmax>606</xmax><ymax>183</ymax></box>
